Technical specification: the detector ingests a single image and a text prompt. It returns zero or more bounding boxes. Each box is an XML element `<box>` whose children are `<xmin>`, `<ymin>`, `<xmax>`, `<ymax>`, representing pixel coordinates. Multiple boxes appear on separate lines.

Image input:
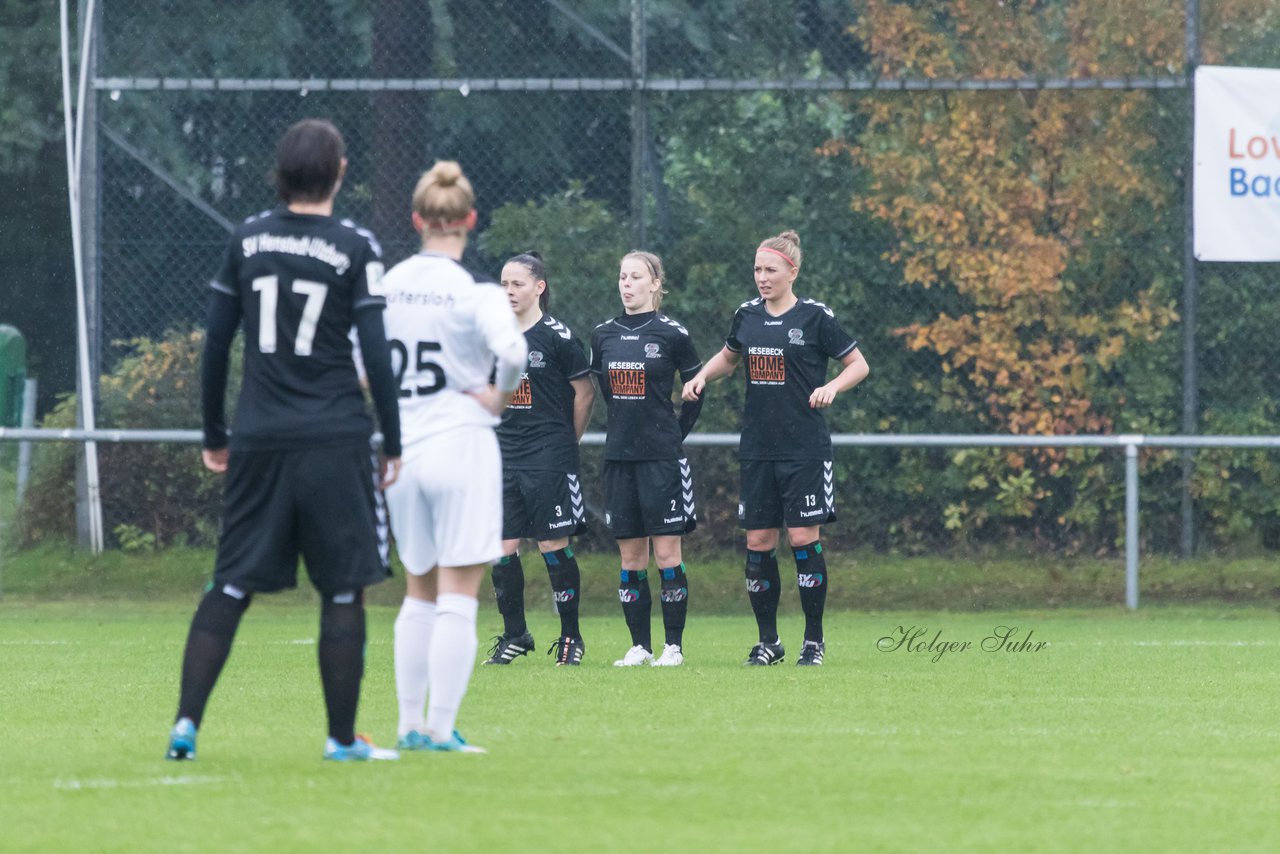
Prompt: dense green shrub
<box><xmin>18</xmin><ymin>330</ymin><xmax>239</xmax><ymax>548</ymax></box>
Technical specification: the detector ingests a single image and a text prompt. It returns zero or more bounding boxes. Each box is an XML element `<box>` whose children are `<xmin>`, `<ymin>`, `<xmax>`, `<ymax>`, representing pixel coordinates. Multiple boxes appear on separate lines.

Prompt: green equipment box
<box><xmin>0</xmin><ymin>324</ymin><xmax>26</xmax><ymax>427</ymax></box>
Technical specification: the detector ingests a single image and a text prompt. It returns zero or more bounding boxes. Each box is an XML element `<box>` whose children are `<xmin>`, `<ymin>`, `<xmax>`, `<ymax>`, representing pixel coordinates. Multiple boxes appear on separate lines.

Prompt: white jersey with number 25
<box><xmin>379</xmin><ymin>251</ymin><xmax>527</xmax><ymax>451</ymax></box>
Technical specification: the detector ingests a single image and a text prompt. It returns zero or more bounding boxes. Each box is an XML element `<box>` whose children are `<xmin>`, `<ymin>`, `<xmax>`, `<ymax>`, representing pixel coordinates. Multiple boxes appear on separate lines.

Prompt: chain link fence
<box><xmin>32</xmin><ymin>0</ymin><xmax>1280</xmax><ymax>557</ymax></box>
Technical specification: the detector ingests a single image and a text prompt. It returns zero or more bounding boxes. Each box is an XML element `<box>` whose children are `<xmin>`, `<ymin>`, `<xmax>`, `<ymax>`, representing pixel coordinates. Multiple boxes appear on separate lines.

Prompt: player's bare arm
<box><xmin>571</xmin><ymin>375</ymin><xmax>595</xmax><ymax>440</ymax></box>
<box><xmin>809</xmin><ymin>347</ymin><xmax>869</xmax><ymax>409</ymax></box>
<box><xmin>682</xmin><ymin>347</ymin><xmax>742</xmax><ymax>401</ymax></box>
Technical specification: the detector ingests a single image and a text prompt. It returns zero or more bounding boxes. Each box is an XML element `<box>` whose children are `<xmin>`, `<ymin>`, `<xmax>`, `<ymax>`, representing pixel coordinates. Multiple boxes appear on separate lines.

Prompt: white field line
<box><xmin>54</xmin><ymin>774</ymin><xmax>233</xmax><ymax>791</ymax></box>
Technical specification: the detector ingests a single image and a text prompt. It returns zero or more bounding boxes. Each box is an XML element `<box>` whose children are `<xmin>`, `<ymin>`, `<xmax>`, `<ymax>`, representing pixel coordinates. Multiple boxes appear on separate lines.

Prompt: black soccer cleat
<box><xmin>548</xmin><ymin>636</ymin><xmax>585</xmax><ymax>666</ymax></box>
<box><xmin>796</xmin><ymin>640</ymin><xmax>825</xmax><ymax>666</ymax></box>
<box><xmin>483</xmin><ymin>631</ymin><xmax>535</xmax><ymax>665</ymax></box>
<box><xmin>745</xmin><ymin>639</ymin><xmax>786</xmax><ymax>666</ymax></box>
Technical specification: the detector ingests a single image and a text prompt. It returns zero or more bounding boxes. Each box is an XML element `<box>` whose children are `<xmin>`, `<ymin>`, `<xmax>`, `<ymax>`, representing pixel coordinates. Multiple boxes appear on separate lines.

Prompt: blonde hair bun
<box><xmin>413</xmin><ymin>160</ymin><xmax>475</xmax><ymax>233</ymax></box>
<box><xmin>429</xmin><ymin>160</ymin><xmax>463</xmax><ymax>187</ymax></box>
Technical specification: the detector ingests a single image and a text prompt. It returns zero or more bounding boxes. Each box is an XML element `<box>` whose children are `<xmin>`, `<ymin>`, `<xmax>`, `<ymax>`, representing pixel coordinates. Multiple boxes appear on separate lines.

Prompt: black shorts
<box><xmin>739</xmin><ymin>458</ymin><xmax>836</xmax><ymax>530</ymax></box>
<box><xmin>212</xmin><ymin>443</ymin><xmax>391</xmax><ymax>597</ymax></box>
<box><xmin>603</xmin><ymin>458</ymin><xmax>697</xmax><ymax>539</ymax></box>
<box><xmin>502</xmin><ymin>469</ymin><xmax>588</xmax><ymax>541</ymax></box>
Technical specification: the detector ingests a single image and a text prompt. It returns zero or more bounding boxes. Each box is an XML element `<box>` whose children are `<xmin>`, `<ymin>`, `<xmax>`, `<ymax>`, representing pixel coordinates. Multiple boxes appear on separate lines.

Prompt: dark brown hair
<box><xmin>273</xmin><ymin>119</ymin><xmax>345</xmax><ymax>204</ymax></box>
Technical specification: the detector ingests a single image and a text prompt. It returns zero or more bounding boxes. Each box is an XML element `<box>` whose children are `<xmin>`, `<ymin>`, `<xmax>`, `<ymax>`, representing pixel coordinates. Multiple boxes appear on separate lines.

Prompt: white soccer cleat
<box><xmin>613</xmin><ymin>645</ymin><xmax>654</xmax><ymax>667</ymax></box>
<box><xmin>651</xmin><ymin>644</ymin><xmax>684</xmax><ymax>667</ymax></box>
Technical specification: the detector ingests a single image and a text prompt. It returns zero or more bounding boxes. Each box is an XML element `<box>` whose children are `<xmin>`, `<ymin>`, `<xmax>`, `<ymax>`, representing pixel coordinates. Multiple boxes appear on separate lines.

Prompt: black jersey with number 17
<box><xmin>496</xmin><ymin>314</ymin><xmax>591</xmax><ymax>471</ymax></box>
<box><xmin>725</xmin><ymin>297</ymin><xmax>858</xmax><ymax>461</ymax></box>
<box><xmin>591</xmin><ymin>311</ymin><xmax>702</xmax><ymax>461</ymax></box>
<box><xmin>210</xmin><ymin>208</ymin><xmax>386</xmax><ymax>450</ymax></box>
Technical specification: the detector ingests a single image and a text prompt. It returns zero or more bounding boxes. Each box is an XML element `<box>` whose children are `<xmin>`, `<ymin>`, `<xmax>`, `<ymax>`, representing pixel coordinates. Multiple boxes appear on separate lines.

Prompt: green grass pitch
<box><xmin>1</xmin><ymin>602</ymin><xmax>1278</xmax><ymax>852</ymax></box>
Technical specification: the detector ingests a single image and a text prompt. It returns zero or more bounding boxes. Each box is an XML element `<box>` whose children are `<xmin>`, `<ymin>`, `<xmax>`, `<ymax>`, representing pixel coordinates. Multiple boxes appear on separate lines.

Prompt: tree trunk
<box><xmin>371</xmin><ymin>0</ymin><xmax>434</xmax><ymax>261</ymax></box>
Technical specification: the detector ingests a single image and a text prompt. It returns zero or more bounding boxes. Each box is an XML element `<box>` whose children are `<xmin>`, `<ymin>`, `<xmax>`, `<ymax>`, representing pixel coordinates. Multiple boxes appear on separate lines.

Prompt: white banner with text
<box><xmin>1194</xmin><ymin>65</ymin><xmax>1280</xmax><ymax>262</ymax></box>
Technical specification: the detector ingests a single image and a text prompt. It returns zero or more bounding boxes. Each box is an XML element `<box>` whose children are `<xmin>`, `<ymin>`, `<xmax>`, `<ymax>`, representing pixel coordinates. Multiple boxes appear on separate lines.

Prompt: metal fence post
<box><xmin>15</xmin><ymin>378</ymin><xmax>37</xmax><ymax>507</ymax></box>
<box><xmin>1180</xmin><ymin>0</ymin><xmax>1201</xmax><ymax>559</ymax></box>
<box><xmin>1124</xmin><ymin>438</ymin><xmax>1142</xmax><ymax>609</ymax></box>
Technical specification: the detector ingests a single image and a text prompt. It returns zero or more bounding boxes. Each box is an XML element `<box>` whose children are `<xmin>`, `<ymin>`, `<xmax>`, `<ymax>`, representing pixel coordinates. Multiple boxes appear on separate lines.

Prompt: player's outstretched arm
<box><xmin>681</xmin><ymin>347</ymin><xmax>741</xmax><ymax>402</ymax></box>
<box><xmin>809</xmin><ymin>347</ymin><xmax>869</xmax><ymax>409</ymax></box>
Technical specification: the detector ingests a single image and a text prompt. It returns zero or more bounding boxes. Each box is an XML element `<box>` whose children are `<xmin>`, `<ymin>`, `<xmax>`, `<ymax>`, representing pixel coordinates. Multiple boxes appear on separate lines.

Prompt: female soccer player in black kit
<box><xmin>591</xmin><ymin>251</ymin><xmax>703</xmax><ymax>667</ymax></box>
<box><xmin>167</xmin><ymin>119</ymin><xmax>403</xmax><ymax>761</ymax></box>
<box><xmin>484</xmin><ymin>252</ymin><xmax>596</xmax><ymax>666</ymax></box>
<box><xmin>683</xmin><ymin>230</ymin><xmax>868</xmax><ymax>666</ymax></box>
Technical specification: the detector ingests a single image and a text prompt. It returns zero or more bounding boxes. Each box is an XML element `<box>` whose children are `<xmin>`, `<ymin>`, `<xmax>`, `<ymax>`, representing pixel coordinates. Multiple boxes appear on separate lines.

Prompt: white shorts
<box><xmin>384</xmin><ymin>428</ymin><xmax>503</xmax><ymax>574</ymax></box>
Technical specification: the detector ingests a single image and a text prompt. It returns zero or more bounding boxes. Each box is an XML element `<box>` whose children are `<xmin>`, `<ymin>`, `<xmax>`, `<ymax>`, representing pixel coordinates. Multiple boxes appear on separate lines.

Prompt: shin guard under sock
<box><xmin>618</xmin><ymin>570</ymin><xmax>652</xmax><ymax>651</ymax></box>
<box><xmin>543</xmin><ymin>546</ymin><xmax>582</xmax><ymax>639</ymax></box>
<box><xmin>176</xmin><ymin>585</ymin><xmax>252</xmax><ymax>727</ymax></box>
<box><xmin>745</xmin><ymin>549</ymin><xmax>782</xmax><ymax>643</ymax></box>
<box><xmin>490</xmin><ymin>553</ymin><xmax>527</xmax><ymax>638</ymax></box>
<box><xmin>319</xmin><ymin>590</ymin><xmax>367</xmax><ymax>745</ymax></box>
<box><xmin>425</xmin><ymin>593</ymin><xmax>479</xmax><ymax>742</ymax></box>
<box><xmin>659</xmin><ymin>564</ymin><xmax>689</xmax><ymax>647</ymax></box>
<box><xmin>394</xmin><ymin>597</ymin><xmax>436</xmax><ymax>737</ymax></box>
<box><xmin>793</xmin><ymin>542</ymin><xmax>828</xmax><ymax>643</ymax></box>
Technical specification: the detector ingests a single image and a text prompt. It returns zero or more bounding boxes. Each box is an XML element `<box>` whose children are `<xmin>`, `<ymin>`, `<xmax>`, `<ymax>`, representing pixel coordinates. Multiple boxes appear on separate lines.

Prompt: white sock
<box><xmin>394</xmin><ymin>597</ymin><xmax>436</xmax><ymax>738</ymax></box>
<box><xmin>425</xmin><ymin>593</ymin><xmax>479</xmax><ymax>742</ymax></box>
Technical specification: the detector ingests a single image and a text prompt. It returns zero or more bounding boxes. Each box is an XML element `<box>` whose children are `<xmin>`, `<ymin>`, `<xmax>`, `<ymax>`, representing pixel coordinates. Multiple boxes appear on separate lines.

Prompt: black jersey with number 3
<box><xmin>496</xmin><ymin>314</ymin><xmax>591</xmax><ymax>471</ymax></box>
<box><xmin>591</xmin><ymin>311</ymin><xmax>702</xmax><ymax>461</ymax></box>
<box><xmin>211</xmin><ymin>209</ymin><xmax>386</xmax><ymax>450</ymax></box>
<box><xmin>725</xmin><ymin>297</ymin><xmax>857</xmax><ymax>461</ymax></box>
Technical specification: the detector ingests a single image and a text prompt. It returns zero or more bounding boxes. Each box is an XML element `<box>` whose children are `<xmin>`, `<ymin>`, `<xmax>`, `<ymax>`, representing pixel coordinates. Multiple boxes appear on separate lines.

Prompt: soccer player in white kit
<box><xmin>381</xmin><ymin>160</ymin><xmax>527</xmax><ymax>752</ymax></box>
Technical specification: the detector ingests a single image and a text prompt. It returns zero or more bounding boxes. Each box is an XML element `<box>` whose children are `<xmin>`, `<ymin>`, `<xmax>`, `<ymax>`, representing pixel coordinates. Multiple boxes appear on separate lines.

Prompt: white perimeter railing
<box><xmin>6</xmin><ymin>428</ymin><xmax>1280</xmax><ymax>609</ymax></box>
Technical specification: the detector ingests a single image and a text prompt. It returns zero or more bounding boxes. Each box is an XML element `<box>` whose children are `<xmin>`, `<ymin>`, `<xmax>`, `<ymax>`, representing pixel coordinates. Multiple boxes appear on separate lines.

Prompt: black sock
<box><xmin>318</xmin><ymin>591</ymin><xmax>366</xmax><ymax>745</ymax></box>
<box><xmin>491</xmin><ymin>553</ymin><xmax>527</xmax><ymax>638</ymax></box>
<box><xmin>176</xmin><ymin>585</ymin><xmax>251</xmax><ymax>727</ymax></box>
<box><xmin>543</xmin><ymin>546</ymin><xmax>582</xmax><ymax>639</ymax></box>
<box><xmin>793</xmin><ymin>541</ymin><xmax>828</xmax><ymax>643</ymax></box>
<box><xmin>745</xmin><ymin>549</ymin><xmax>781</xmax><ymax>643</ymax></box>
<box><xmin>659</xmin><ymin>564</ymin><xmax>689</xmax><ymax>647</ymax></box>
<box><xmin>618</xmin><ymin>570</ymin><xmax>652</xmax><ymax>651</ymax></box>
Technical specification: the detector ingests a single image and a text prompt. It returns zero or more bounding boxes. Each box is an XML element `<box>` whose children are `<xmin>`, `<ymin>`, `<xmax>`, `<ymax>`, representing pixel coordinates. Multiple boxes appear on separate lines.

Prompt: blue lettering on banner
<box><xmin>1229</xmin><ymin>167</ymin><xmax>1280</xmax><ymax>198</ymax></box>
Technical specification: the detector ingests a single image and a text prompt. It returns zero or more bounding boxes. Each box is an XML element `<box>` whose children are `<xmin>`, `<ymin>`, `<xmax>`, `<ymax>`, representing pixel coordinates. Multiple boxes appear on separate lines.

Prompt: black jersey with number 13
<box><xmin>725</xmin><ymin>297</ymin><xmax>857</xmax><ymax>461</ymax></box>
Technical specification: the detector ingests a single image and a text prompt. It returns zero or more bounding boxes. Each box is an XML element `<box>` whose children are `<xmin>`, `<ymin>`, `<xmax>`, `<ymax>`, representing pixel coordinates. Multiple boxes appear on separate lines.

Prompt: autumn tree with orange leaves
<box><xmin>845</xmin><ymin>0</ymin><xmax>1183</xmax><ymax>437</ymax></box>
<box><xmin>819</xmin><ymin>0</ymin><xmax>1202</xmax><ymax>540</ymax></box>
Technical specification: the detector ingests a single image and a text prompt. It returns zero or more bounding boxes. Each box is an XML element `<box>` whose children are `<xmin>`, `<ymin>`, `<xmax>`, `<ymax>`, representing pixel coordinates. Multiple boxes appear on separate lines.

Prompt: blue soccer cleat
<box><xmin>427</xmin><ymin>730</ymin><xmax>486</xmax><ymax>753</ymax></box>
<box><xmin>398</xmin><ymin>729</ymin><xmax>486</xmax><ymax>753</ymax></box>
<box><xmin>396</xmin><ymin>730</ymin><xmax>431</xmax><ymax>751</ymax></box>
<box><xmin>166</xmin><ymin>717</ymin><xmax>198</xmax><ymax>761</ymax></box>
<box><xmin>323</xmin><ymin>734</ymin><xmax>399</xmax><ymax>761</ymax></box>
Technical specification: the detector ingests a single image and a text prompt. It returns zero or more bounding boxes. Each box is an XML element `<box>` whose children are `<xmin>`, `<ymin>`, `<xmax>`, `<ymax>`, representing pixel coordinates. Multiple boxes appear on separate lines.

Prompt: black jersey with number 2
<box><xmin>725</xmin><ymin>297</ymin><xmax>857</xmax><ymax>461</ymax></box>
<box><xmin>210</xmin><ymin>208</ymin><xmax>386</xmax><ymax>450</ymax></box>
<box><xmin>591</xmin><ymin>311</ymin><xmax>702</xmax><ymax>462</ymax></box>
<box><xmin>496</xmin><ymin>314</ymin><xmax>591</xmax><ymax>471</ymax></box>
